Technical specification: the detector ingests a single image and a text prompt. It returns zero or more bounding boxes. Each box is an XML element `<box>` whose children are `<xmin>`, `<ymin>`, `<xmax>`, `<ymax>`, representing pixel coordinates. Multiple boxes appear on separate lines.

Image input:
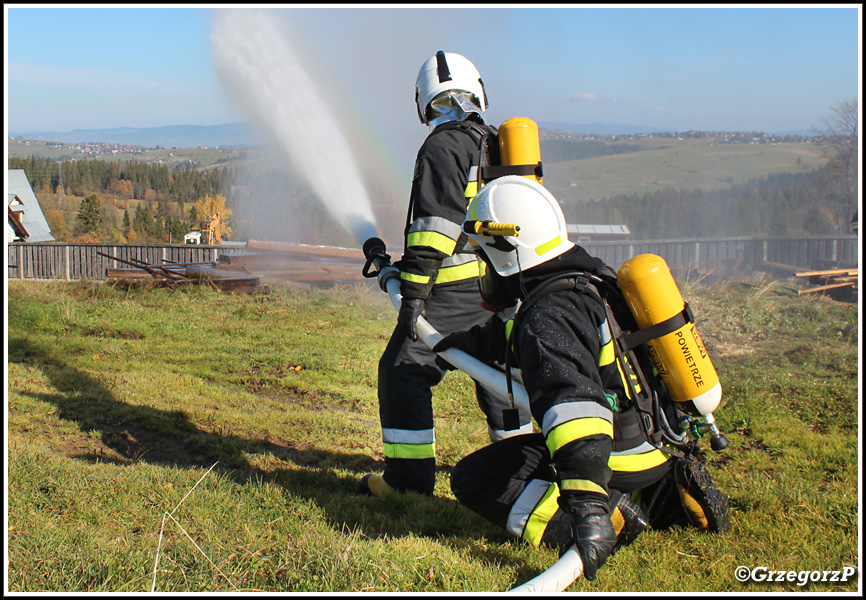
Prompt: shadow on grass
<box><xmin>8</xmin><ymin>336</ymin><xmax>518</xmax><ymax>580</ymax></box>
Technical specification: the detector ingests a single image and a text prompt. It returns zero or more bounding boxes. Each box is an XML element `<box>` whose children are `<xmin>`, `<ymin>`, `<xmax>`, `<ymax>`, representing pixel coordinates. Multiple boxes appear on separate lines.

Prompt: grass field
<box><xmin>544</xmin><ymin>138</ymin><xmax>826</xmax><ymax>203</ymax></box>
<box><xmin>5</xmin><ymin>277</ymin><xmax>861</xmax><ymax>593</ymax></box>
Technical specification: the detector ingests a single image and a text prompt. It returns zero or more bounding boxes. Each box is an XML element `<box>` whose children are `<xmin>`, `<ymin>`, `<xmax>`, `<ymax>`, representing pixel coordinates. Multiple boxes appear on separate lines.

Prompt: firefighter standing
<box><xmin>434</xmin><ymin>176</ymin><xmax>730</xmax><ymax>581</ymax></box>
<box><xmin>359</xmin><ymin>52</ymin><xmax>532</xmax><ymax>497</ymax></box>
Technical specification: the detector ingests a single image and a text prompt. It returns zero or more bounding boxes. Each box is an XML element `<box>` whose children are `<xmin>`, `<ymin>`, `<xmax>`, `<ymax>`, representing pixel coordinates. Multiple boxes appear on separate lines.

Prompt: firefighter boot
<box><xmin>675</xmin><ymin>458</ymin><xmax>730</xmax><ymax>533</ymax></box>
<box><xmin>358</xmin><ymin>473</ymin><xmax>396</xmax><ymax>497</ymax></box>
<box><xmin>608</xmin><ymin>489</ymin><xmax>649</xmax><ymax>549</ymax></box>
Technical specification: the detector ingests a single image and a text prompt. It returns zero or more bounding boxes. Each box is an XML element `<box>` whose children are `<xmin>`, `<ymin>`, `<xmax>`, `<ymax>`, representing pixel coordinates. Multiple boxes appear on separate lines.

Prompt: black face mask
<box><xmin>476</xmin><ymin>250</ymin><xmax>521</xmax><ymax>312</ymax></box>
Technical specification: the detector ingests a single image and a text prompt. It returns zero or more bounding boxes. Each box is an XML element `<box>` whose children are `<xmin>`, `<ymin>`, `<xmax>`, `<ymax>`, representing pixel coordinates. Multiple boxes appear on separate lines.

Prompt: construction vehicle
<box><xmin>184</xmin><ymin>213</ymin><xmax>222</xmax><ymax>245</ymax></box>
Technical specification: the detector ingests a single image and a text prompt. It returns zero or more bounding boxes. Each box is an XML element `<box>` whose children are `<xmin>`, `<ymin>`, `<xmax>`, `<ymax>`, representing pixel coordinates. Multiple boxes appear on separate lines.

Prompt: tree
<box><xmin>133</xmin><ymin>203</ymin><xmax>155</xmax><ymax>239</ymax></box>
<box><xmin>76</xmin><ymin>194</ymin><xmax>104</xmax><ymax>236</ymax></box>
<box><xmin>193</xmin><ymin>194</ymin><xmax>233</xmax><ymax>240</ymax></box>
<box><xmin>812</xmin><ymin>99</ymin><xmax>858</xmax><ymax>231</ymax></box>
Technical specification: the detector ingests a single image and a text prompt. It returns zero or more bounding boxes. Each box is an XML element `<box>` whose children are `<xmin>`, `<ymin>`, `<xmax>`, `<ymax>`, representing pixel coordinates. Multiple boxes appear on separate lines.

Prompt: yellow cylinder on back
<box><xmin>499</xmin><ymin>117</ymin><xmax>542</xmax><ymax>183</ymax></box>
<box><xmin>617</xmin><ymin>254</ymin><xmax>722</xmax><ymax>416</ymax></box>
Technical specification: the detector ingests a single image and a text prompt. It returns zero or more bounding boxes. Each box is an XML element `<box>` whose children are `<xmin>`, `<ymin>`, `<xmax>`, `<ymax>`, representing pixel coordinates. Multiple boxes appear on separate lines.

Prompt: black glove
<box><xmin>431</xmin><ymin>330</ymin><xmax>472</xmax><ymax>371</ymax></box>
<box><xmin>431</xmin><ymin>316</ymin><xmax>506</xmax><ymax>366</ymax></box>
<box><xmin>398</xmin><ymin>298</ymin><xmax>426</xmax><ymax>341</ymax></box>
<box><xmin>558</xmin><ymin>499</ymin><xmax>617</xmax><ymax>582</ymax></box>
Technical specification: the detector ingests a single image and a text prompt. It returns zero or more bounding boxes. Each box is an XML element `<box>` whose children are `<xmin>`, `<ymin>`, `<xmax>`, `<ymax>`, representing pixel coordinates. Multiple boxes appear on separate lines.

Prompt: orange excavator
<box><xmin>184</xmin><ymin>213</ymin><xmax>221</xmax><ymax>245</ymax></box>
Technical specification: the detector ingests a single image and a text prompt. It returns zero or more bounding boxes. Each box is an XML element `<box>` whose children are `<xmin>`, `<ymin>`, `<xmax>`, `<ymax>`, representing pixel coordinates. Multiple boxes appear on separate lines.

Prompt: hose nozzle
<box><xmin>463</xmin><ymin>220</ymin><xmax>520</xmax><ymax>237</ymax></box>
<box><xmin>362</xmin><ymin>237</ymin><xmax>391</xmax><ymax>279</ymax></box>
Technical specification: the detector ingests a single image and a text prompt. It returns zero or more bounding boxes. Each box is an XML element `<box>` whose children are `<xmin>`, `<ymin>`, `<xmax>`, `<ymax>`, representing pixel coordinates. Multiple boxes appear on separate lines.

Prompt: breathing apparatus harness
<box><xmin>498</xmin><ymin>264</ymin><xmax>694</xmax><ymax>457</ymax></box>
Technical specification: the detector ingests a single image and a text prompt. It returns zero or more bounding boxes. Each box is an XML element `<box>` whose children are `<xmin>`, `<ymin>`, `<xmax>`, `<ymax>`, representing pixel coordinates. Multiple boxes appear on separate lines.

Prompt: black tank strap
<box><xmin>619</xmin><ymin>303</ymin><xmax>694</xmax><ymax>352</ymax></box>
<box><xmin>481</xmin><ymin>163</ymin><xmax>543</xmax><ymax>180</ymax></box>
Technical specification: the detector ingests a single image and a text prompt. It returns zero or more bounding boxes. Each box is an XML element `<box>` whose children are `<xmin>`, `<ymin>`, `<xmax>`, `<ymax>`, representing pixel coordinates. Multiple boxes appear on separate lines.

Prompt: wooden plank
<box><xmin>793</xmin><ymin>268</ymin><xmax>858</xmax><ymax>277</ymax></box>
<box><xmin>798</xmin><ymin>282</ymin><xmax>855</xmax><ymax>295</ymax></box>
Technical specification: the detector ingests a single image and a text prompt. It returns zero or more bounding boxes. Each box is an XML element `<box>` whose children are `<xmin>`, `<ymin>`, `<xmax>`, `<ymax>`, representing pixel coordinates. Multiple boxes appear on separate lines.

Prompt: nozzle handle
<box><xmin>463</xmin><ymin>220</ymin><xmax>520</xmax><ymax>237</ymax></box>
<box><xmin>362</xmin><ymin>237</ymin><xmax>391</xmax><ymax>279</ymax></box>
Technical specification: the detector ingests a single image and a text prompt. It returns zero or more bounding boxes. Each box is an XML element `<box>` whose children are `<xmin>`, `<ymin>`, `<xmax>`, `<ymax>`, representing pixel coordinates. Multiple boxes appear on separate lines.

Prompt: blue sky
<box><xmin>4</xmin><ymin>4</ymin><xmax>862</xmax><ymax>160</ymax></box>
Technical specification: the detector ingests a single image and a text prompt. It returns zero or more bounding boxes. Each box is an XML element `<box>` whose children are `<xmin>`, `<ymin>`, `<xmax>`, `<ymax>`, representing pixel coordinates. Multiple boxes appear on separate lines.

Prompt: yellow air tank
<box><xmin>617</xmin><ymin>254</ymin><xmax>722</xmax><ymax>417</ymax></box>
<box><xmin>498</xmin><ymin>117</ymin><xmax>542</xmax><ymax>183</ymax></box>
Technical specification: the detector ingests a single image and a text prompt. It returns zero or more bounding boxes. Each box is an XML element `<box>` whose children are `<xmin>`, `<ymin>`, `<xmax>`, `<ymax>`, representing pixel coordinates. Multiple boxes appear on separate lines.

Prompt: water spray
<box><xmin>212</xmin><ymin>10</ymin><xmax>583</xmax><ymax>591</ymax></box>
<box><xmin>211</xmin><ymin>8</ymin><xmax>378</xmax><ymax>246</ymax></box>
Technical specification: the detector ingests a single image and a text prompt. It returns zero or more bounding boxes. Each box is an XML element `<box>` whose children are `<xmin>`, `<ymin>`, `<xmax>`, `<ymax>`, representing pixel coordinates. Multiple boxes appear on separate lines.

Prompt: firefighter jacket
<box><xmin>447</xmin><ymin>246</ymin><xmax>669</xmax><ymax>514</ymax></box>
<box><xmin>399</xmin><ymin>116</ymin><xmax>499</xmax><ymax>300</ymax></box>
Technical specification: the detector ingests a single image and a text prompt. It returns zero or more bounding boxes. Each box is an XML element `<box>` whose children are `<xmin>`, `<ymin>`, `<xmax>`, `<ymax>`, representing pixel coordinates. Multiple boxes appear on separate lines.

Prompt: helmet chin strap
<box><xmin>516</xmin><ymin>252</ymin><xmax>529</xmax><ymax>300</ymax></box>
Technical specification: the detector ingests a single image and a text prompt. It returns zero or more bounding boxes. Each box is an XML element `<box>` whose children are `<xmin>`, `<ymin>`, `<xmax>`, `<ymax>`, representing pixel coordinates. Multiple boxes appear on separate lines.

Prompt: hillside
<box><xmin>8</xmin><ymin>128</ymin><xmax>841</xmax><ymax>243</ymax></box>
<box><xmin>540</xmin><ymin>136</ymin><xmax>826</xmax><ymax>205</ymax></box>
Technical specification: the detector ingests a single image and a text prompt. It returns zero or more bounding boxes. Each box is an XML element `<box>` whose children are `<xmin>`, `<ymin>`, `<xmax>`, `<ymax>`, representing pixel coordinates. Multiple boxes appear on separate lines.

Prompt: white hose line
<box><xmin>509</xmin><ymin>546</ymin><xmax>584</xmax><ymax>593</ymax></box>
<box><xmin>379</xmin><ymin>267</ymin><xmax>584</xmax><ymax>592</ymax></box>
<box><xmin>381</xmin><ymin>269</ymin><xmax>530</xmax><ymax>415</ymax></box>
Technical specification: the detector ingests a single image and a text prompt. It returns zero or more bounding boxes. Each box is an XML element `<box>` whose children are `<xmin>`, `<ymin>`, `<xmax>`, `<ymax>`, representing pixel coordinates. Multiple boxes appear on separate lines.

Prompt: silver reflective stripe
<box><xmin>441</xmin><ymin>252</ymin><xmax>477</xmax><ymax>268</ymax></box>
<box><xmin>611</xmin><ymin>441</ymin><xmax>658</xmax><ymax>456</ymax></box>
<box><xmin>467</xmin><ymin>165</ymin><xmax>479</xmax><ymax>182</ymax></box>
<box><xmin>541</xmin><ymin>401</ymin><xmax>614</xmax><ymax>437</ymax></box>
<box><xmin>488</xmin><ymin>422</ymin><xmax>535</xmax><ymax>442</ymax></box>
<box><xmin>505</xmin><ymin>479</ymin><xmax>551</xmax><ymax>538</ymax></box>
<box><xmin>382</xmin><ymin>428</ymin><xmax>435</xmax><ymax>445</ymax></box>
<box><xmin>598</xmin><ymin>318</ymin><xmax>612</xmax><ymax>346</ymax></box>
<box><xmin>408</xmin><ymin>215</ymin><xmax>462</xmax><ymax>239</ymax></box>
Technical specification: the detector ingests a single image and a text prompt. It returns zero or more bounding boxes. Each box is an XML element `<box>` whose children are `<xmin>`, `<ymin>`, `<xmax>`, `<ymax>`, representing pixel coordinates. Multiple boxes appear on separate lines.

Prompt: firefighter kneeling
<box><xmin>434</xmin><ymin>176</ymin><xmax>730</xmax><ymax>581</ymax></box>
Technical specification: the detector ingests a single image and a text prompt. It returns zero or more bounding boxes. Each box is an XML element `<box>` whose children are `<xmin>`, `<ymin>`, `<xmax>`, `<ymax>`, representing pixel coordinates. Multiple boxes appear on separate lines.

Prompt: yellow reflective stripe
<box><xmin>546</xmin><ymin>417</ymin><xmax>614</xmax><ymax>455</ymax></box>
<box><xmin>434</xmin><ymin>260</ymin><xmax>479</xmax><ymax>284</ymax></box>
<box><xmin>560</xmin><ymin>479</ymin><xmax>607</xmax><ymax>495</ymax></box>
<box><xmin>608</xmin><ymin>449</ymin><xmax>669</xmax><ymax>472</ymax></box>
<box><xmin>406</xmin><ymin>230</ymin><xmax>457</xmax><ymax>255</ymax></box>
<box><xmin>535</xmin><ymin>236</ymin><xmax>562</xmax><ymax>256</ymax></box>
<box><xmin>522</xmin><ymin>482</ymin><xmax>561</xmax><ymax>546</ymax></box>
<box><xmin>505</xmin><ymin>319</ymin><xmax>514</xmax><ymax>341</ymax></box>
<box><xmin>599</xmin><ymin>340</ymin><xmax>615</xmax><ymax>367</ymax></box>
<box><xmin>465</xmin><ymin>181</ymin><xmax>478</xmax><ymax>199</ymax></box>
<box><xmin>383</xmin><ymin>442</ymin><xmax>436</xmax><ymax>460</ymax></box>
<box><xmin>400</xmin><ymin>271</ymin><xmax>430</xmax><ymax>284</ymax></box>
<box><xmin>616</xmin><ymin>359</ymin><xmax>641</xmax><ymax>398</ymax></box>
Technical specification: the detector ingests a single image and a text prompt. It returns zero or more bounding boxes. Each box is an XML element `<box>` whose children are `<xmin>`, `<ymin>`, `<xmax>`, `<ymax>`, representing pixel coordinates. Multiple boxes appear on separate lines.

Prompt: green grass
<box><xmin>6</xmin><ymin>278</ymin><xmax>860</xmax><ymax>592</ymax></box>
<box><xmin>545</xmin><ymin>138</ymin><xmax>826</xmax><ymax>203</ymax></box>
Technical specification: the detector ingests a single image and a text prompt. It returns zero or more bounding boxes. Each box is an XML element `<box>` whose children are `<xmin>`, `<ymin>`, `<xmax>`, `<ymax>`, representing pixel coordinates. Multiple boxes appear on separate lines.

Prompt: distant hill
<box><xmin>540</xmin><ymin>121</ymin><xmax>817</xmax><ymax>137</ymax></box>
<box><xmin>9</xmin><ymin>121</ymin><xmax>818</xmax><ymax>149</ymax></box>
<box><xmin>539</xmin><ymin>121</ymin><xmax>667</xmax><ymax>136</ymax></box>
<box><xmin>7</xmin><ymin>123</ymin><xmax>263</xmax><ymax>149</ymax></box>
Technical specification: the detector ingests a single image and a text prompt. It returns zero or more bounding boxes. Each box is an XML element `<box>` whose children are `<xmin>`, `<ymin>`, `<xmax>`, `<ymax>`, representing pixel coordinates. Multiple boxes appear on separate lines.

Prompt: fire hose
<box><xmin>362</xmin><ymin>237</ymin><xmax>584</xmax><ymax>593</ymax></box>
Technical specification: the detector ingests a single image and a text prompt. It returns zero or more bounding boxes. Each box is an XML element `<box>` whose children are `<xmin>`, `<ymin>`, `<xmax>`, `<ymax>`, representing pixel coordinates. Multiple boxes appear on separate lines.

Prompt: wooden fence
<box><xmin>581</xmin><ymin>235</ymin><xmax>858</xmax><ymax>275</ymax></box>
<box><xmin>6</xmin><ymin>243</ymin><xmax>247</xmax><ymax>281</ymax></box>
<box><xmin>6</xmin><ymin>235</ymin><xmax>858</xmax><ymax>282</ymax></box>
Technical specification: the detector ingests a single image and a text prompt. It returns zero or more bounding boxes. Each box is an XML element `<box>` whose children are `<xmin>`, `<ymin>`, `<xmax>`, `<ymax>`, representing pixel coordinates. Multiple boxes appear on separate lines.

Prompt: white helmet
<box><xmin>415</xmin><ymin>51</ymin><xmax>488</xmax><ymax>124</ymax></box>
<box><xmin>465</xmin><ymin>176</ymin><xmax>574</xmax><ymax>277</ymax></box>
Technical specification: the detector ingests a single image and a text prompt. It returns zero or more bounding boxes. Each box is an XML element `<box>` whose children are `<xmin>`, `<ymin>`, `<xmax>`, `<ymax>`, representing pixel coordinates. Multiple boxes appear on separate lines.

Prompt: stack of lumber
<box><xmin>794</xmin><ymin>267</ymin><xmax>859</xmax><ymax>296</ymax></box>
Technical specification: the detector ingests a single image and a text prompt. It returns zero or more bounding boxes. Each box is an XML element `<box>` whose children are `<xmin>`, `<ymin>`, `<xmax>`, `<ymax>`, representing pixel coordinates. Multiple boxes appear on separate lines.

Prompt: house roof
<box><xmin>6</xmin><ymin>169</ymin><xmax>54</xmax><ymax>242</ymax></box>
<box><xmin>566</xmin><ymin>223</ymin><xmax>631</xmax><ymax>236</ymax></box>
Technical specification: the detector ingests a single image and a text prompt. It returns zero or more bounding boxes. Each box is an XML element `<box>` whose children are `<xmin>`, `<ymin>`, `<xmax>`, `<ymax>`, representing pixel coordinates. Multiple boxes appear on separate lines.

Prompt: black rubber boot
<box><xmin>674</xmin><ymin>458</ymin><xmax>730</xmax><ymax>533</ymax></box>
<box><xmin>610</xmin><ymin>490</ymin><xmax>649</xmax><ymax>547</ymax></box>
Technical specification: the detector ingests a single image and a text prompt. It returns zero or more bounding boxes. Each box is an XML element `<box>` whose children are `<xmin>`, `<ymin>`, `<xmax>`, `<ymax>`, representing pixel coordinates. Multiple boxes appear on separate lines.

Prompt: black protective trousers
<box><xmin>451</xmin><ymin>433</ymin><xmax>684</xmax><ymax>545</ymax></box>
<box><xmin>378</xmin><ymin>281</ymin><xmax>531</xmax><ymax>495</ymax></box>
